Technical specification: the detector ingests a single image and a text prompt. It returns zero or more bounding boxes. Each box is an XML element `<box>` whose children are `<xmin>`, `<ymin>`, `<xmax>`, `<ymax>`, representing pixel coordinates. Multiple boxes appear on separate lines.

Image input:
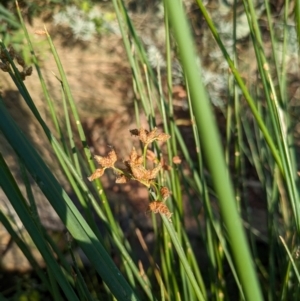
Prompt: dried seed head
<box><xmin>128</xmin><ymin>147</ymin><xmax>143</xmax><ymax>166</ymax></box>
<box><xmin>88</xmin><ymin>149</ymin><xmax>117</xmax><ymax>181</ymax></box>
<box><xmin>145</xmin><ymin>127</ymin><xmax>158</xmax><ymax>144</ymax></box>
<box><xmin>156</xmin><ymin>132</ymin><xmax>170</xmax><ymax>143</ymax></box>
<box><xmin>160</xmin><ymin>186</ymin><xmax>171</xmax><ymax>201</ymax></box>
<box><xmin>34</xmin><ymin>30</ymin><xmax>47</xmax><ymax>35</ymax></box>
<box><xmin>94</xmin><ymin>149</ymin><xmax>117</xmax><ymax>168</ymax></box>
<box><xmin>147</xmin><ymin>163</ymin><xmax>161</xmax><ymax>179</ymax></box>
<box><xmin>130</xmin><ymin>164</ymin><xmax>147</xmax><ymax>180</ymax></box>
<box><xmin>139</xmin><ymin>127</ymin><xmax>149</xmax><ymax>144</ymax></box>
<box><xmin>129</xmin><ymin>128</ymin><xmax>140</xmax><ymax>136</ymax></box>
<box><xmin>130</xmin><ymin>127</ymin><xmax>170</xmax><ymax>145</ymax></box>
<box><xmin>148</xmin><ymin>201</ymin><xmax>172</xmax><ymax>221</ymax></box>
<box><xmin>108</xmin><ymin>149</ymin><xmax>117</xmax><ymax>164</ymax></box>
<box><xmin>88</xmin><ymin>168</ymin><xmax>105</xmax><ymax>181</ymax></box>
<box><xmin>160</xmin><ymin>157</ymin><xmax>172</xmax><ymax>171</ymax></box>
<box><xmin>15</xmin><ymin>54</ymin><xmax>25</xmax><ymax>67</ymax></box>
<box><xmin>115</xmin><ymin>174</ymin><xmax>130</xmax><ymax>183</ymax></box>
<box><xmin>172</xmin><ymin>156</ymin><xmax>182</xmax><ymax>165</ymax></box>
<box><xmin>20</xmin><ymin>71</ymin><xmax>26</xmax><ymax>81</ymax></box>
<box><xmin>8</xmin><ymin>46</ymin><xmax>16</xmax><ymax>59</ymax></box>
<box><xmin>0</xmin><ymin>62</ymin><xmax>10</xmax><ymax>72</ymax></box>
<box><xmin>24</xmin><ymin>66</ymin><xmax>33</xmax><ymax>76</ymax></box>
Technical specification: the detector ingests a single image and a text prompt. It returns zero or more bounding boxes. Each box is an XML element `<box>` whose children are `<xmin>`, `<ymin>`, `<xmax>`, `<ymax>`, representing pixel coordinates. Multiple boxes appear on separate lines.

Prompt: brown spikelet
<box><xmin>148</xmin><ymin>201</ymin><xmax>172</xmax><ymax>221</ymax></box>
<box><xmin>8</xmin><ymin>46</ymin><xmax>16</xmax><ymax>59</ymax></box>
<box><xmin>130</xmin><ymin>127</ymin><xmax>171</xmax><ymax>145</ymax></box>
<box><xmin>20</xmin><ymin>71</ymin><xmax>26</xmax><ymax>81</ymax></box>
<box><xmin>160</xmin><ymin>157</ymin><xmax>172</xmax><ymax>171</ymax></box>
<box><xmin>146</xmin><ymin>128</ymin><xmax>158</xmax><ymax>143</ymax></box>
<box><xmin>24</xmin><ymin>66</ymin><xmax>33</xmax><ymax>76</ymax></box>
<box><xmin>94</xmin><ymin>149</ymin><xmax>117</xmax><ymax>168</ymax></box>
<box><xmin>87</xmin><ymin>168</ymin><xmax>105</xmax><ymax>181</ymax></box>
<box><xmin>108</xmin><ymin>149</ymin><xmax>117</xmax><ymax>164</ymax></box>
<box><xmin>139</xmin><ymin>127</ymin><xmax>149</xmax><ymax>144</ymax></box>
<box><xmin>130</xmin><ymin>164</ymin><xmax>147</xmax><ymax>180</ymax></box>
<box><xmin>147</xmin><ymin>163</ymin><xmax>162</xmax><ymax>179</ymax></box>
<box><xmin>115</xmin><ymin>174</ymin><xmax>130</xmax><ymax>183</ymax></box>
<box><xmin>160</xmin><ymin>186</ymin><xmax>171</xmax><ymax>201</ymax></box>
<box><xmin>15</xmin><ymin>54</ymin><xmax>25</xmax><ymax>67</ymax></box>
<box><xmin>156</xmin><ymin>132</ymin><xmax>170</xmax><ymax>143</ymax></box>
<box><xmin>0</xmin><ymin>62</ymin><xmax>10</xmax><ymax>72</ymax></box>
<box><xmin>129</xmin><ymin>128</ymin><xmax>140</xmax><ymax>136</ymax></box>
<box><xmin>128</xmin><ymin>147</ymin><xmax>143</xmax><ymax>166</ymax></box>
<box><xmin>34</xmin><ymin>30</ymin><xmax>47</xmax><ymax>35</ymax></box>
<box><xmin>172</xmin><ymin>156</ymin><xmax>182</xmax><ymax>165</ymax></box>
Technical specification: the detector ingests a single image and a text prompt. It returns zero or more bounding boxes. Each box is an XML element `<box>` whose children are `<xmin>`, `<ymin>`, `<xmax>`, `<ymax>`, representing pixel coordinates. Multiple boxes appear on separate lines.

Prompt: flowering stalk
<box><xmin>88</xmin><ymin>127</ymin><xmax>174</xmax><ymax>220</ymax></box>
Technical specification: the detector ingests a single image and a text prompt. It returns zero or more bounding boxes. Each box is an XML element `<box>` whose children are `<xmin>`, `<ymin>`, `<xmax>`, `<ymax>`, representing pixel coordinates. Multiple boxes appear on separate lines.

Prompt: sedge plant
<box><xmin>1</xmin><ymin>0</ymin><xmax>300</xmax><ymax>300</ymax></box>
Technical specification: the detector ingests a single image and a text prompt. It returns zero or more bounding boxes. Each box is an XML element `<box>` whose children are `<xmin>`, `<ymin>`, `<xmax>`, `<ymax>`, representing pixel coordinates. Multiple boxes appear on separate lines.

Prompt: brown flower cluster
<box><xmin>88</xmin><ymin>127</ymin><xmax>173</xmax><ymax>221</ymax></box>
<box><xmin>130</xmin><ymin>127</ymin><xmax>170</xmax><ymax>145</ymax></box>
<box><xmin>0</xmin><ymin>46</ymin><xmax>32</xmax><ymax>80</ymax></box>
<box><xmin>88</xmin><ymin>127</ymin><xmax>171</xmax><ymax>185</ymax></box>
<box><xmin>87</xmin><ymin>149</ymin><xmax>117</xmax><ymax>181</ymax></box>
<box><xmin>123</xmin><ymin>147</ymin><xmax>162</xmax><ymax>187</ymax></box>
<box><xmin>148</xmin><ymin>201</ymin><xmax>172</xmax><ymax>221</ymax></box>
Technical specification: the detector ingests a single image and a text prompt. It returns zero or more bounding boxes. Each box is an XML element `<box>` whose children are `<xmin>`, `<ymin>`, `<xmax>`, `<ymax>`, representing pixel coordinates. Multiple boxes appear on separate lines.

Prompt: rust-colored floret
<box><xmin>115</xmin><ymin>174</ymin><xmax>130</xmax><ymax>184</ymax></box>
<box><xmin>156</xmin><ymin>132</ymin><xmax>171</xmax><ymax>142</ymax></box>
<box><xmin>88</xmin><ymin>128</ymin><xmax>172</xmax><ymax>216</ymax></box>
<box><xmin>147</xmin><ymin>163</ymin><xmax>161</xmax><ymax>179</ymax></box>
<box><xmin>148</xmin><ymin>201</ymin><xmax>172</xmax><ymax>221</ymax></box>
<box><xmin>160</xmin><ymin>186</ymin><xmax>171</xmax><ymax>201</ymax></box>
<box><xmin>172</xmin><ymin>156</ymin><xmax>182</xmax><ymax>165</ymax></box>
<box><xmin>94</xmin><ymin>149</ymin><xmax>117</xmax><ymax>169</ymax></box>
<box><xmin>139</xmin><ymin>127</ymin><xmax>149</xmax><ymax>144</ymax></box>
<box><xmin>160</xmin><ymin>157</ymin><xmax>172</xmax><ymax>171</ymax></box>
<box><xmin>87</xmin><ymin>168</ymin><xmax>105</xmax><ymax>181</ymax></box>
<box><xmin>129</xmin><ymin>127</ymin><xmax>170</xmax><ymax>145</ymax></box>
<box><xmin>128</xmin><ymin>147</ymin><xmax>143</xmax><ymax>166</ymax></box>
<box><xmin>88</xmin><ymin>149</ymin><xmax>118</xmax><ymax>181</ymax></box>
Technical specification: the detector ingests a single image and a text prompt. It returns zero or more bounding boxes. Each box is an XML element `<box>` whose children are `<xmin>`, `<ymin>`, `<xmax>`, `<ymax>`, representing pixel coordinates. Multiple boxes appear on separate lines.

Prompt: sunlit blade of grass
<box><xmin>31</xmin><ymin>126</ymin><xmax>154</xmax><ymax>298</ymax></box>
<box><xmin>5</xmin><ymin>23</ymin><xmax>105</xmax><ymax>257</ymax></box>
<box><xmin>0</xmin><ymin>4</ymin><xmax>20</xmax><ymax>29</ymax></box>
<box><xmin>245</xmin><ymin>0</ymin><xmax>300</xmax><ymax>227</ymax></box>
<box><xmin>295</xmin><ymin>0</ymin><xmax>300</xmax><ymax>45</ymax></box>
<box><xmin>182</xmin><ymin>231</ymin><xmax>206</xmax><ymax>296</ymax></box>
<box><xmin>41</xmin><ymin>29</ymin><xmax>119</xmax><ymax>228</ymax></box>
<box><xmin>60</xmin><ymin>84</ymin><xmax>81</xmax><ymax>173</ymax></box>
<box><xmin>194</xmin><ymin>0</ymin><xmax>282</xmax><ymax>174</ymax></box>
<box><xmin>113</xmin><ymin>1</ymin><xmax>207</xmax><ymax>299</ymax></box>
<box><xmin>264</xmin><ymin>0</ymin><xmax>286</xmax><ymax>104</ymax></box>
<box><xmin>0</xmin><ymin>74</ymin><xmax>153</xmax><ymax>297</ymax></box>
<box><xmin>164</xmin><ymin>0</ymin><xmax>263</xmax><ymax>300</ymax></box>
<box><xmin>15</xmin><ymin>11</ymin><xmax>156</xmax><ymax>297</ymax></box>
<box><xmin>161</xmin><ymin>215</ymin><xmax>205</xmax><ymax>301</ymax></box>
<box><xmin>15</xmin><ymin>4</ymin><xmax>120</xmax><ymax>243</ymax></box>
<box><xmin>0</xmin><ymin>98</ymin><xmax>140</xmax><ymax>301</ymax></box>
<box><xmin>279</xmin><ymin>236</ymin><xmax>300</xmax><ymax>284</ymax></box>
<box><xmin>113</xmin><ymin>0</ymin><xmax>150</xmax><ymax>115</ymax></box>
